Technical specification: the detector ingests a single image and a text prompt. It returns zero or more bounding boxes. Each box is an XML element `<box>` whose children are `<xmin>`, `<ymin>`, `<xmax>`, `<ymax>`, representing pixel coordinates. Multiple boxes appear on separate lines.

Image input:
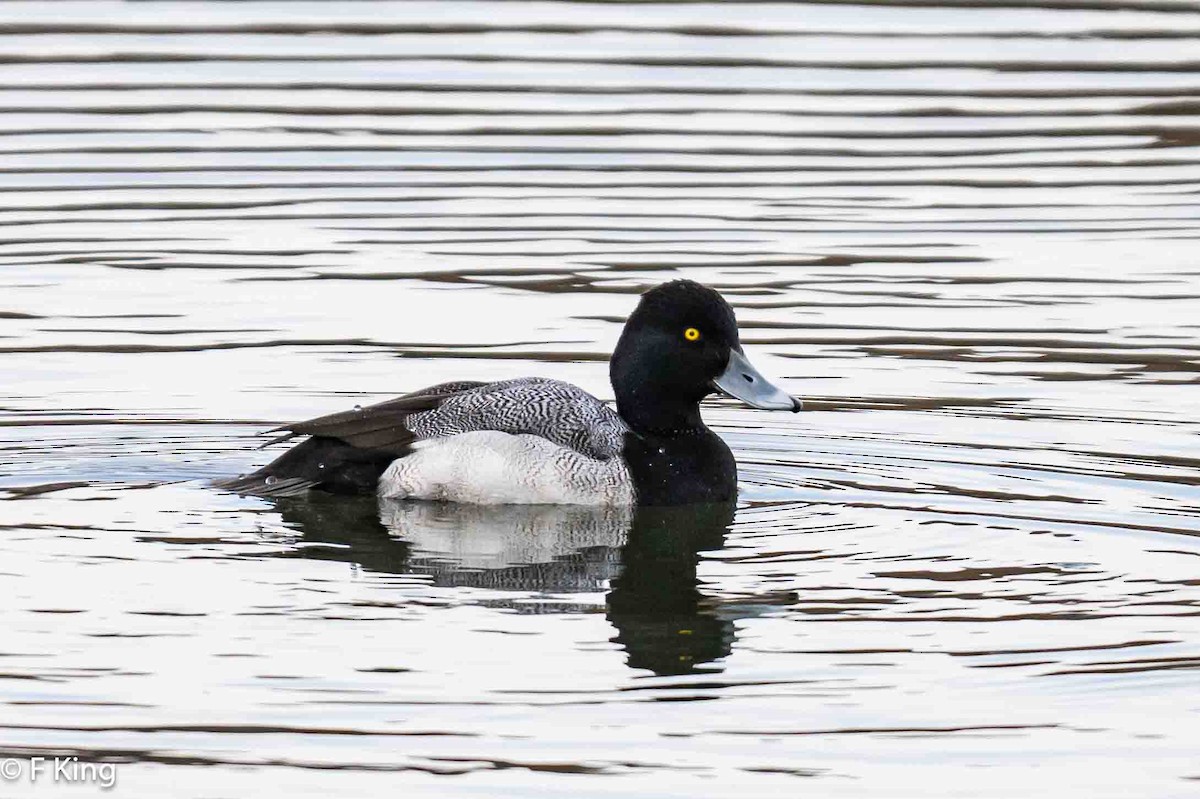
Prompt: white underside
<box><xmin>378</xmin><ymin>431</ymin><xmax>635</xmax><ymax>506</ymax></box>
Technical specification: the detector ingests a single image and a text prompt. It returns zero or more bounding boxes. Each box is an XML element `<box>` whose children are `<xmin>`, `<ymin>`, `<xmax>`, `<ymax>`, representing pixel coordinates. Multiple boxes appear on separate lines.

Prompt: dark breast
<box><xmin>621</xmin><ymin>429</ymin><xmax>737</xmax><ymax>506</ymax></box>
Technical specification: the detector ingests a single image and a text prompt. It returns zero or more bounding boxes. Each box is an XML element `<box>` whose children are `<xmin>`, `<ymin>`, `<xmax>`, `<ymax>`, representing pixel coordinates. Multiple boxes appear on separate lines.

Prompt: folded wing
<box><xmin>216</xmin><ymin>378</ymin><xmax>628</xmax><ymax>497</ymax></box>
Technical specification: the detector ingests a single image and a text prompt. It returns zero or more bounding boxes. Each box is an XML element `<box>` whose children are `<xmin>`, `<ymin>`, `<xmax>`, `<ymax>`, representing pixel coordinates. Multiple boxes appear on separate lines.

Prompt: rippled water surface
<box><xmin>2</xmin><ymin>1</ymin><xmax>1200</xmax><ymax>796</ymax></box>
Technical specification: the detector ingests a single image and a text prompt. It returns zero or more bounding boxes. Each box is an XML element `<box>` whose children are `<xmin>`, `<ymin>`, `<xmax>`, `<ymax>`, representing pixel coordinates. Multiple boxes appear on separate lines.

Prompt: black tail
<box><xmin>213</xmin><ymin>436</ymin><xmax>399</xmax><ymax>498</ymax></box>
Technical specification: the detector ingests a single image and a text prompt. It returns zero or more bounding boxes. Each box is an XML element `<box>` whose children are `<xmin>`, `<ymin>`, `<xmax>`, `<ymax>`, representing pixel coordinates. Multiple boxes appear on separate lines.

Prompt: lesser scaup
<box><xmin>219</xmin><ymin>280</ymin><xmax>801</xmax><ymax>505</ymax></box>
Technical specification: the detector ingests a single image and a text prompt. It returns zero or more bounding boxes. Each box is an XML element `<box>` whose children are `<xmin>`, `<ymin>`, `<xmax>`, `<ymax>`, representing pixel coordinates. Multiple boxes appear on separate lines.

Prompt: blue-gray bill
<box><xmin>712</xmin><ymin>349</ymin><xmax>802</xmax><ymax>412</ymax></box>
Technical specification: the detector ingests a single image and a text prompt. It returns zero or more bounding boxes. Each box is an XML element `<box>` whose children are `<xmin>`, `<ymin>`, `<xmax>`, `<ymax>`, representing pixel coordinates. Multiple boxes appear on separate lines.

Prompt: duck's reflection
<box><xmin>272</xmin><ymin>496</ymin><xmax>735</xmax><ymax>675</ymax></box>
<box><xmin>606</xmin><ymin>503</ymin><xmax>735</xmax><ymax>675</ymax></box>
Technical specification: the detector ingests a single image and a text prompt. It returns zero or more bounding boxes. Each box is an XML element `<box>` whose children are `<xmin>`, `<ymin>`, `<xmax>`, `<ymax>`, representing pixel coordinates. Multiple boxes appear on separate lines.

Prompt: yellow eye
<box><xmin>683</xmin><ymin>327</ymin><xmax>701</xmax><ymax>342</ymax></box>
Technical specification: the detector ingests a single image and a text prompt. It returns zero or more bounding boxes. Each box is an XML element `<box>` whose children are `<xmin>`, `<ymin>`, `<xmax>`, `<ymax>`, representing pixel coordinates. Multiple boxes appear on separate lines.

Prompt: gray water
<box><xmin>1</xmin><ymin>1</ymin><xmax>1199</xmax><ymax>796</ymax></box>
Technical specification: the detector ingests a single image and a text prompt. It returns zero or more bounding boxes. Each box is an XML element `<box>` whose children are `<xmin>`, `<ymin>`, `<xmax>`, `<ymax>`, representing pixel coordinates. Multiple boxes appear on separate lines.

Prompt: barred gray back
<box><xmin>406</xmin><ymin>378</ymin><xmax>628</xmax><ymax>461</ymax></box>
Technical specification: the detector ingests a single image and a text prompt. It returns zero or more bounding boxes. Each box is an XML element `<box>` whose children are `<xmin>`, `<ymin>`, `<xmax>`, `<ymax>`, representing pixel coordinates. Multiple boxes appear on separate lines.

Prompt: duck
<box><xmin>218</xmin><ymin>280</ymin><xmax>801</xmax><ymax>506</ymax></box>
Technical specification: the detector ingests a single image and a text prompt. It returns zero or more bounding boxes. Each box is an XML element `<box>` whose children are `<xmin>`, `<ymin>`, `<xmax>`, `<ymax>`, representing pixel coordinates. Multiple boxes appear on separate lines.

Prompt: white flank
<box><xmin>378</xmin><ymin>431</ymin><xmax>634</xmax><ymax>506</ymax></box>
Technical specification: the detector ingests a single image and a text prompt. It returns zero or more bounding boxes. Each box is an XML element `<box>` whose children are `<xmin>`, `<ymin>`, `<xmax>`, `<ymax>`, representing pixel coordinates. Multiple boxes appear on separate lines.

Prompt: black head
<box><xmin>610</xmin><ymin>280</ymin><xmax>800</xmax><ymax>434</ymax></box>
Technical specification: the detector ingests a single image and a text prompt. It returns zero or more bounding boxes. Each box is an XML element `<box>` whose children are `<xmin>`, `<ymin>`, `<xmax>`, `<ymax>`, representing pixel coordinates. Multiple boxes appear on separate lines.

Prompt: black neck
<box><xmin>615</xmin><ymin>392</ymin><xmax>706</xmax><ymax>437</ymax></box>
<box><xmin>619</xmin><ymin>425</ymin><xmax>737</xmax><ymax>505</ymax></box>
